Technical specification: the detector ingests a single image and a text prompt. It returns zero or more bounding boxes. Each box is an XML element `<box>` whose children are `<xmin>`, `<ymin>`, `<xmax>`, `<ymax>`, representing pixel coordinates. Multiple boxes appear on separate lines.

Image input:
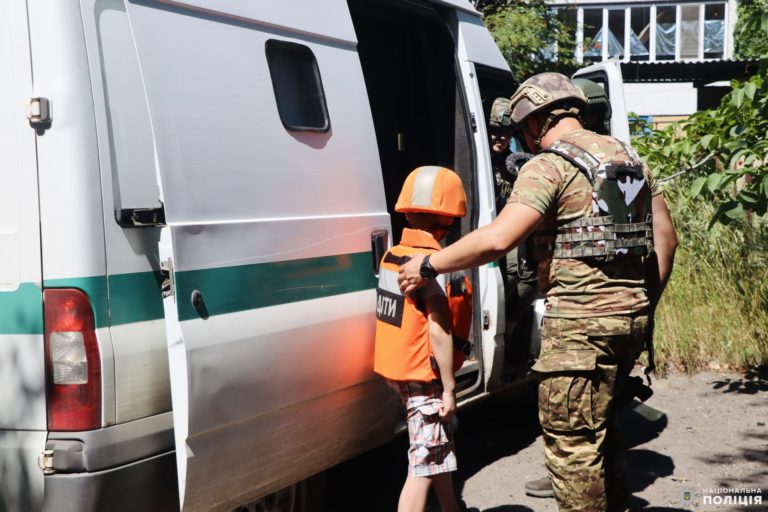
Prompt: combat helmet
<box><xmin>573</xmin><ymin>78</ymin><xmax>612</xmax><ymax>135</ymax></box>
<box><xmin>395</xmin><ymin>166</ymin><xmax>467</xmax><ymax>217</ymax></box>
<box><xmin>489</xmin><ymin>97</ymin><xmax>512</xmax><ymax>129</ymax></box>
<box><xmin>508</xmin><ymin>73</ymin><xmax>588</xmax><ymax>147</ymax></box>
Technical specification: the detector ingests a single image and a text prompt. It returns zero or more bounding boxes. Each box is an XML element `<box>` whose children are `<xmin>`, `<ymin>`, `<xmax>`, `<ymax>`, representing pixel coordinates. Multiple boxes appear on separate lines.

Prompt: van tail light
<box><xmin>44</xmin><ymin>289</ymin><xmax>101</xmax><ymax>431</ymax></box>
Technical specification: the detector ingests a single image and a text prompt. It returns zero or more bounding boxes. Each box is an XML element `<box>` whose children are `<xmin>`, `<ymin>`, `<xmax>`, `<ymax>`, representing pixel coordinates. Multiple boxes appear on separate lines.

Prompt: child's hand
<box><xmin>439</xmin><ymin>389</ymin><xmax>456</xmax><ymax>422</ymax></box>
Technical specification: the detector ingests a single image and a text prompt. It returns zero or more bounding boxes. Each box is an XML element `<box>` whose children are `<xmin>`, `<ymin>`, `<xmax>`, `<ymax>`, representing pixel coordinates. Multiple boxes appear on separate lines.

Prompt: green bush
<box><xmin>630</xmin><ymin>56</ymin><xmax>768</xmax><ymax>372</ymax></box>
<box><xmin>649</xmin><ymin>183</ymin><xmax>768</xmax><ymax>374</ymax></box>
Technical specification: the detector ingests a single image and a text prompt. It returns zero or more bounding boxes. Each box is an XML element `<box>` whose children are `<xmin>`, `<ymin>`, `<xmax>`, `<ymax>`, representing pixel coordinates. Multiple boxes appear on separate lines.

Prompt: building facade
<box><xmin>550</xmin><ymin>0</ymin><xmax>740</xmax><ymax>126</ymax></box>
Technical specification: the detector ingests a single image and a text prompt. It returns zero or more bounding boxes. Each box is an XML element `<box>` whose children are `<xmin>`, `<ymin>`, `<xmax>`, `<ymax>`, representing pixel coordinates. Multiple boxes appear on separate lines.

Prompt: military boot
<box><xmin>524</xmin><ymin>476</ymin><xmax>555</xmax><ymax>498</ymax></box>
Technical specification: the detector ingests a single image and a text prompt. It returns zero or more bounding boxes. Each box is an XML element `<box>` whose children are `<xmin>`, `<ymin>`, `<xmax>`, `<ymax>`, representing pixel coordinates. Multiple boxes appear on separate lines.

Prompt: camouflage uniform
<box><xmin>508</xmin><ymin>128</ymin><xmax>661</xmax><ymax>512</ymax></box>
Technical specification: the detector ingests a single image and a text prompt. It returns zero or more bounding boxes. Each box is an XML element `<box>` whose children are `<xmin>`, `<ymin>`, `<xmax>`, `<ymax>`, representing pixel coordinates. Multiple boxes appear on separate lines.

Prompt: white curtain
<box><xmin>584</xmin><ymin>27</ymin><xmax>625</xmax><ymax>57</ymax></box>
<box><xmin>656</xmin><ymin>22</ymin><xmax>676</xmax><ymax>57</ymax></box>
<box><xmin>704</xmin><ymin>19</ymin><xmax>724</xmax><ymax>53</ymax></box>
<box><xmin>629</xmin><ymin>30</ymin><xmax>649</xmax><ymax>56</ymax></box>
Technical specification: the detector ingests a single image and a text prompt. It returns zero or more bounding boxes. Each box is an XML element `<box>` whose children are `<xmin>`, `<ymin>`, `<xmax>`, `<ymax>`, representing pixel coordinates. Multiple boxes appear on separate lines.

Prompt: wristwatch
<box><xmin>419</xmin><ymin>254</ymin><xmax>439</xmax><ymax>280</ymax></box>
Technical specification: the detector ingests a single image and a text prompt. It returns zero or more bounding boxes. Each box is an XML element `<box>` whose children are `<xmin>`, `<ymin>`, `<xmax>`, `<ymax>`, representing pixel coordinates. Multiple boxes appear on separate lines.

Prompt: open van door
<box><xmin>573</xmin><ymin>59</ymin><xmax>630</xmax><ymax>142</ymax></box>
<box><xmin>450</xmin><ymin>9</ymin><xmax>517</xmax><ymax>391</ymax></box>
<box><xmin>124</xmin><ymin>1</ymin><xmax>397</xmax><ymax>509</ymax></box>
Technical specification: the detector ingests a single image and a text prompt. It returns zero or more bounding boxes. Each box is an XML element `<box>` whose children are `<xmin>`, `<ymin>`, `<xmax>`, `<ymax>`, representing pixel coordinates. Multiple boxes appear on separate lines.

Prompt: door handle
<box><xmin>371</xmin><ymin>230</ymin><xmax>389</xmax><ymax>274</ymax></box>
<box><xmin>191</xmin><ymin>289</ymin><xmax>209</xmax><ymax>320</ymax></box>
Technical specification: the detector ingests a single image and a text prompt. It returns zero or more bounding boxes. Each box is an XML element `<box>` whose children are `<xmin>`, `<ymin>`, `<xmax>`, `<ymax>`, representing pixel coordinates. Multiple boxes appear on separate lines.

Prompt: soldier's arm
<box><xmin>648</xmin><ymin>194</ymin><xmax>678</xmax><ymax>307</ymax></box>
<box><xmin>425</xmin><ymin>292</ymin><xmax>456</xmax><ymax>421</ymax></box>
<box><xmin>398</xmin><ymin>203</ymin><xmax>543</xmax><ymax>294</ymax></box>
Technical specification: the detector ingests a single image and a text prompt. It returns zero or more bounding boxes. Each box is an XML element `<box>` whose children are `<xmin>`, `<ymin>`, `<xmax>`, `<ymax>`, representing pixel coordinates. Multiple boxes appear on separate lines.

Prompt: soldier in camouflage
<box><xmin>398</xmin><ymin>73</ymin><xmax>678</xmax><ymax>511</ymax></box>
<box><xmin>489</xmin><ymin>97</ymin><xmax>515</xmax><ymax>209</ymax></box>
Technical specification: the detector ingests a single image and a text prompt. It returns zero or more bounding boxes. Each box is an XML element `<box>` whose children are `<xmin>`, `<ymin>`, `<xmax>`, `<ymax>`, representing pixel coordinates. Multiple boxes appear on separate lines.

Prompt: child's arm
<box><xmin>425</xmin><ymin>292</ymin><xmax>456</xmax><ymax>421</ymax></box>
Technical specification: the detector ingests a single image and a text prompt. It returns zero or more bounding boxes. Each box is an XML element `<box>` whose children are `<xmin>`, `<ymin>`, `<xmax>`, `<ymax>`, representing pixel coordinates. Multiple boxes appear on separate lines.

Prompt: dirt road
<box><xmin>324</xmin><ymin>368</ymin><xmax>767</xmax><ymax>511</ymax></box>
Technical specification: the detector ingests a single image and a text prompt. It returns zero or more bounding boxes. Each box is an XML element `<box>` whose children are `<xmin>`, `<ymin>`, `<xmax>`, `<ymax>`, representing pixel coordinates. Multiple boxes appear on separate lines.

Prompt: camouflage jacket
<box><xmin>507</xmin><ymin>129</ymin><xmax>662</xmax><ymax>318</ymax></box>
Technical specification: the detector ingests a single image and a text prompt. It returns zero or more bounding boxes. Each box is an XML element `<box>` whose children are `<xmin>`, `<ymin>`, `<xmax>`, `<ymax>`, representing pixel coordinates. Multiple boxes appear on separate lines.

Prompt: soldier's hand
<box><xmin>398</xmin><ymin>254</ymin><xmax>426</xmax><ymax>294</ymax></box>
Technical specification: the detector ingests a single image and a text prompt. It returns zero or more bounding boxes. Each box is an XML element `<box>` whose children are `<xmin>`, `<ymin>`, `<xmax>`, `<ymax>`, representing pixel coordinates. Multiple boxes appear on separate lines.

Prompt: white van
<box><xmin>0</xmin><ymin>0</ymin><xmax>628</xmax><ymax>510</ymax></box>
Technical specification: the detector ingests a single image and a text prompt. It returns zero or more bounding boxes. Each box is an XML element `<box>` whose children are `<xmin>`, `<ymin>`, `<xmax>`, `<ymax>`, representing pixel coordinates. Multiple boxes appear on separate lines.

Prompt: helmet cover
<box><xmin>573</xmin><ymin>78</ymin><xmax>612</xmax><ymax>133</ymax></box>
<box><xmin>509</xmin><ymin>72</ymin><xmax>588</xmax><ymax>125</ymax></box>
<box><xmin>489</xmin><ymin>97</ymin><xmax>512</xmax><ymax>129</ymax></box>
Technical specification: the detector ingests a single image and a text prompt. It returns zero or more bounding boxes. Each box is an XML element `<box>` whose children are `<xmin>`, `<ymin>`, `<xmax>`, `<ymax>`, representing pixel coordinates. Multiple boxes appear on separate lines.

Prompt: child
<box><xmin>374</xmin><ymin>166</ymin><xmax>470</xmax><ymax>512</ymax></box>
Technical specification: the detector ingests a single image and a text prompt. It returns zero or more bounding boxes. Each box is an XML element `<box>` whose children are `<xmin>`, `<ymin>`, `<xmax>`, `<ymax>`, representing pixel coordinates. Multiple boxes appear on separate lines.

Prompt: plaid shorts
<box><xmin>390</xmin><ymin>380</ymin><xmax>457</xmax><ymax>477</ymax></box>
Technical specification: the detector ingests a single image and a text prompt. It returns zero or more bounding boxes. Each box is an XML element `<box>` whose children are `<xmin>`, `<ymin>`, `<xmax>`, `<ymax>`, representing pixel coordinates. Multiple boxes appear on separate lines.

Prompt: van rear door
<box><xmin>124</xmin><ymin>1</ymin><xmax>394</xmax><ymax>509</ymax></box>
<box><xmin>573</xmin><ymin>60</ymin><xmax>631</xmax><ymax>141</ymax></box>
<box><xmin>0</xmin><ymin>1</ymin><xmax>46</xmax><ymax>509</ymax></box>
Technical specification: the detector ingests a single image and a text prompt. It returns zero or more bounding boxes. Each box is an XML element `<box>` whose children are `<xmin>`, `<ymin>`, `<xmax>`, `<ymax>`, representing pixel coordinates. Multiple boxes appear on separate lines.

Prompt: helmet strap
<box><xmin>534</xmin><ymin>106</ymin><xmax>583</xmax><ymax>148</ymax></box>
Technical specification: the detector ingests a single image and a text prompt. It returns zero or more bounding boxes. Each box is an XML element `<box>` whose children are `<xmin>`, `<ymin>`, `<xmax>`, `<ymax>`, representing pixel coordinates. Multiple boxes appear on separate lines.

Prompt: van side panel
<box><xmin>125</xmin><ymin>1</ymin><xmax>397</xmax><ymax>508</ymax></box>
<box><xmin>0</xmin><ymin>1</ymin><xmax>47</xmax><ymax>509</ymax></box>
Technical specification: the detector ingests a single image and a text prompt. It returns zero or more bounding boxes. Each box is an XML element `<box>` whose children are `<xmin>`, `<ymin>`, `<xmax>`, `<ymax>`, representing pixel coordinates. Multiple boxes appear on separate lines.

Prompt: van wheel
<box><xmin>234</xmin><ymin>474</ymin><xmax>326</xmax><ymax>512</ymax></box>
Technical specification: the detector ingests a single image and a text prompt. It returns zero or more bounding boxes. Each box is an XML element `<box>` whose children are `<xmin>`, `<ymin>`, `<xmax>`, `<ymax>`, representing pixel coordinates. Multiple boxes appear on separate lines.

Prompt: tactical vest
<box><xmin>532</xmin><ymin>139</ymin><xmax>654</xmax><ymax>261</ymax></box>
<box><xmin>374</xmin><ymin>249</ymin><xmax>472</xmax><ymax>381</ymax></box>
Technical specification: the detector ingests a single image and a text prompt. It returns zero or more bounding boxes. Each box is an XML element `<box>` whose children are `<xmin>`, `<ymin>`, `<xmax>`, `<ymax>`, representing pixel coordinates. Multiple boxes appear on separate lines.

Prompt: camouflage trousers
<box><xmin>533</xmin><ymin>312</ymin><xmax>649</xmax><ymax>512</ymax></box>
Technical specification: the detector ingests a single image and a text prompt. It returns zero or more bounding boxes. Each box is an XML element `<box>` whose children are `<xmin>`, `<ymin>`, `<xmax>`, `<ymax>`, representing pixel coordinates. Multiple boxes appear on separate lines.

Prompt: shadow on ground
<box><xmin>453</xmin><ymin>383</ymin><xmax>542</xmax><ymax>492</ymax></box>
<box><xmin>710</xmin><ymin>365</ymin><xmax>768</xmax><ymax>394</ymax></box>
<box><xmin>702</xmin><ymin>368</ymin><xmax>768</xmax><ymax>489</ymax></box>
<box><xmin>697</xmin><ymin>430</ymin><xmax>768</xmax><ymax>489</ymax></box>
<box><xmin>629</xmin><ymin>496</ymin><xmax>689</xmax><ymax>512</ymax></box>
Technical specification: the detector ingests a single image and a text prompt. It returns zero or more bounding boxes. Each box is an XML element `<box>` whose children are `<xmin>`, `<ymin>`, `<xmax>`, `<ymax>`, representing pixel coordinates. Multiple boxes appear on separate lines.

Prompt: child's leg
<box><xmin>398</xmin><ymin>474</ymin><xmax>431</xmax><ymax>512</ymax></box>
<box><xmin>430</xmin><ymin>473</ymin><xmax>460</xmax><ymax>512</ymax></box>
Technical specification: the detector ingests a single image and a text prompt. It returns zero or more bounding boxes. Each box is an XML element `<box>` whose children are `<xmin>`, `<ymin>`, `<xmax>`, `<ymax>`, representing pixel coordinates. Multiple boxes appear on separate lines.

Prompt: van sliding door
<box><xmin>124</xmin><ymin>1</ymin><xmax>395</xmax><ymax>509</ymax></box>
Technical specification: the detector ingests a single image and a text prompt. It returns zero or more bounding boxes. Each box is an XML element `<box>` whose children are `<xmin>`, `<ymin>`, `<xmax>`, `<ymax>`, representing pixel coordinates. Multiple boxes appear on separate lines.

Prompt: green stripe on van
<box><xmin>2</xmin><ymin>252</ymin><xmax>377</xmax><ymax>333</ymax></box>
<box><xmin>48</xmin><ymin>272</ymin><xmax>164</xmax><ymax>328</ymax></box>
<box><xmin>0</xmin><ymin>283</ymin><xmax>43</xmax><ymax>334</ymax></box>
<box><xmin>175</xmin><ymin>251</ymin><xmax>378</xmax><ymax>321</ymax></box>
<box><xmin>108</xmin><ymin>271</ymin><xmax>164</xmax><ymax>325</ymax></box>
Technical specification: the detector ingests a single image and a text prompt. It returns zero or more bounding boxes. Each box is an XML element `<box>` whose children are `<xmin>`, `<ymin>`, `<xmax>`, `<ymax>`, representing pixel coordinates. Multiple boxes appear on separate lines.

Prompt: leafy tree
<box><xmin>479</xmin><ymin>0</ymin><xmax>581</xmax><ymax>81</ymax></box>
<box><xmin>631</xmin><ymin>59</ymin><xmax>768</xmax><ymax>226</ymax></box>
<box><xmin>734</xmin><ymin>0</ymin><xmax>768</xmax><ymax>58</ymax></box>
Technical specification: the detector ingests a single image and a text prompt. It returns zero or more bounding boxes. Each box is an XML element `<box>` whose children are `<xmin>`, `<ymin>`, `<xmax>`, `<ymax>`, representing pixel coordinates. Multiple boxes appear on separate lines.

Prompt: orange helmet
<box><xmin>395</xmin><ymin>166</ymin><xmax>467</xmax><ymax>217</ymax></box>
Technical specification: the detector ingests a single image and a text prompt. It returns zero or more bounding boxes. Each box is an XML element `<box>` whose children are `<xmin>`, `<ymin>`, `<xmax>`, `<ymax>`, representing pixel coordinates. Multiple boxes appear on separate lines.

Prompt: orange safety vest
<box><xmin>374</xmin><ymin>229</ymin><xmax>472</xmax><ymax>381</ymax></box>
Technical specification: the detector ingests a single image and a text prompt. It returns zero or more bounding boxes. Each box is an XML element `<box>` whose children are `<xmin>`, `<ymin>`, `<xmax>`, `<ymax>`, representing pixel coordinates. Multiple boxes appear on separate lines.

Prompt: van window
<box><xmin>265</xmin><ymin>40</ymin><xmax>330</xmax><ymax>132</ymax></box>
<box><xmin>96</xmin><ymin>0</ymin><xmax>160</xmax><ymax>213</ymax></box>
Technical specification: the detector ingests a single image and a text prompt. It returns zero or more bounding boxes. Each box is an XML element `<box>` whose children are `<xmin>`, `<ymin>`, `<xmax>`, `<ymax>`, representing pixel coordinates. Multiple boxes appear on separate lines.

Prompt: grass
<box><xmin>651</xmin><ymin>185</ymin><xmax>768</xmax><ymax>375</ymax></box>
